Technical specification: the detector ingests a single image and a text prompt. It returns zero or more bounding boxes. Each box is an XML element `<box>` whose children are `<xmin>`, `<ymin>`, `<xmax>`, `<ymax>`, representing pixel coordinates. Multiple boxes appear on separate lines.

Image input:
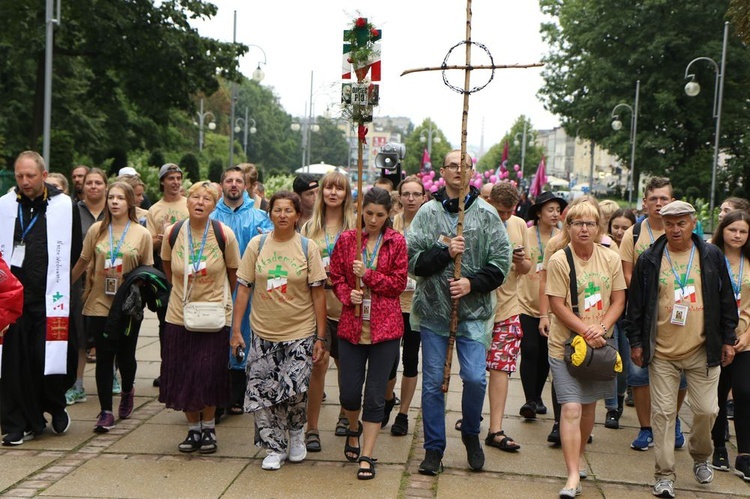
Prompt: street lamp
<box><xmin>419</xmin><ymin>120</ymin><xmax>442</xmax><ymax>157</ymax></box>
<box><xmin>513</xmin><ymin>121</ymin><xmax>535</xmax><ymax>178</ymax></box>
<box><xmin>610</xmin><ymin>79</ymin><xmax>640</xmax><ymax>205</ymax></box>
<box><xmin>228</xmin><ymin>9</ymin><xmax>267</xmax><ymax>167</ymax></box>
<box><xmin>195</xmin><ymin>98</ymin><xmax>216</xmax><ymax>152</ymax></box>
<box><xmin>234</xmin><ymin>107</ymin><xmax>257</xmax><ymax>156</ymax></box>
<box><xmin>683</xmin><ymin>21</ymin><xmax>728</xmax><ymax>231</ymax></box>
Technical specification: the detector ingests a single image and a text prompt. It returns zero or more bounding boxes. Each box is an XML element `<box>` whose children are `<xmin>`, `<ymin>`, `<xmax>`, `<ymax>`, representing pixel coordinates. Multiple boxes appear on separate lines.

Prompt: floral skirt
<box><xmin>244</xmin><ymin>334</ymin><xmax>314</xmax><ymax>412</ymax></box>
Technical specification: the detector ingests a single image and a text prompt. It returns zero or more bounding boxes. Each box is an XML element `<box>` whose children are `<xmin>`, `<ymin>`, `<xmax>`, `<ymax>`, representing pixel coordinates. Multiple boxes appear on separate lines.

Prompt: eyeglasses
<box><xmin>400</xmin><ymin>191</ymin><xmax>423</xmax><ymax>199</ymax></box>
<box><xmin>569</xmin><ymin>221</ymin><xmax>598</xmax><ymax>228</ymax></box>
<box><xmin>442</xmin><ymin>163</ymin><xmax>468</xmax><ymax>172</ymax></box>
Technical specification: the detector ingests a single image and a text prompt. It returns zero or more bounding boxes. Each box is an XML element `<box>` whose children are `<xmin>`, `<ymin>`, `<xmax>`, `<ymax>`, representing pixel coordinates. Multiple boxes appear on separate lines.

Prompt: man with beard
<box><xmin>407</xmin><ymin>149</ymin><xmax>511</xmax><ymax>474</ymax></box>
<box><xmin>1</xmin><ymin>151</ymin><xmax>81</xmax><ymax>445</ymax></box>
<box><xmin>210</xmin><ymin>166</ymin><xmax>272</xmax><ymax>416</ymax></box>
<box><xmin>70</xmin><ymin>165</ymin><xmax>89</xmax><ymax>203</ymax></box>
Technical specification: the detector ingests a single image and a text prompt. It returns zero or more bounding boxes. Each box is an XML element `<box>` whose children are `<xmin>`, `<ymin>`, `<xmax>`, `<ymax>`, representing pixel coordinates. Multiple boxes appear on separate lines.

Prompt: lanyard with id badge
<box><xmin>322</xmin><ymin>230</ymin><xmax>341</xmax><ymax>270</ymax></box>
<box><xmin>725</xmin><ymin>256</ymin><xmax>744</xmax><ymax>317</ymax></box>
<box><xmin>665</xmin><ymin>245</ymin><xmax>696</xmax><ymax>327</ymax></box>
<box><xmin>361</xmin><ymin>233</ymin><xmax>383</xmax><ymax>321</ymax></box>
<box><xmin>535</xmin><ymin>226</ymin><xmax>556</xmax><ymax>273</ymax></box>
<box><xmin>105</xmin><ymin>221</ymin><xmax>131</xmax><ymax>295</ymax></box>
<box><xmin>11</xmin><ymin>205</ymin><xmax>41</xmax><ymax>267</ymax></box>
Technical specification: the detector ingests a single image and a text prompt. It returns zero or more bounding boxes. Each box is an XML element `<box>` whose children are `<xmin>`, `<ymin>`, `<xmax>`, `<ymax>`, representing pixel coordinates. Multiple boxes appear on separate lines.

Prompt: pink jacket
<box><xmin>330</xmin><ymin>228</ymin><xmax>407</xmax><ymax>345</ymax></box>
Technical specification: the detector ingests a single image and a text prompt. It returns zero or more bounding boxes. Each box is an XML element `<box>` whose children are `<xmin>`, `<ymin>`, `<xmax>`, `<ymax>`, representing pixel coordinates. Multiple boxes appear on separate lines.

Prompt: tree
<box><xmin>0</xmin><ymin>0</ymin><xmax>244</xmax><ymax>168</ymax></box>
<box><xmin>308</xmin><ymin>116</ymin><xmax>349</xmax><ymax>167</ymax></box>
<box><xmin>180</xmin><ymin>153</ymin><xmax>200</xmax><ymax>183</ymax></box>
<box><xmin>538</xmin><ymin>0</ymin><xmax>750</xmax><ymax>201</ymax></box>
<box><xmin>208</xmin><ymin>158</ymin><xmax>224</xmax><ymax>183</ymax></box>
<box><xmin>402</xmin><ymin>119</ymin><xmax>452</xmax><ymax>175</ymax></box>
<box><xmin>476</xmin><ymin>116</ymin><xmax>544</xmax><ymax>182</ymax></box>
<box><xmin>729</xmin><ymin>0</ymin><xmax>750</xmax><ymax>44</ymax></box>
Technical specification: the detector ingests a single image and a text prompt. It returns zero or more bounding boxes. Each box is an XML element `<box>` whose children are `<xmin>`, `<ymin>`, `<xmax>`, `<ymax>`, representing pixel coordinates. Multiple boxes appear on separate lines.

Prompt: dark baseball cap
<box><xmin>159</xmin><ymin>163</ymin><xmax>183</xmax><ymax>180</ymax></box>
<box><xmin>293</xmin><ymin>174</ymin><xmax>319</xmax><ymax>194</ymax></box>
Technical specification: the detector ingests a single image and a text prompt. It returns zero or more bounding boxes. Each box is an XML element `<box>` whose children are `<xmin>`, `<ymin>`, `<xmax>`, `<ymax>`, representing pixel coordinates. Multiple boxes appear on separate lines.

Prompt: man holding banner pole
<box><xmin>408</xmin><ymin>149</ymin><xmax>510</xmax><ymax>474</ymax></box>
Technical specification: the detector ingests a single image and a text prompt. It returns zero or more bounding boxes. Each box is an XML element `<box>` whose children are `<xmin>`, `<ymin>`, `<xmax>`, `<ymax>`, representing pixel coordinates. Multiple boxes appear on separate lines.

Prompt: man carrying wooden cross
<box><xmin>407</xmin><ymin>149</ymin><xmax>511</xmax><ymax>474</ymax></box>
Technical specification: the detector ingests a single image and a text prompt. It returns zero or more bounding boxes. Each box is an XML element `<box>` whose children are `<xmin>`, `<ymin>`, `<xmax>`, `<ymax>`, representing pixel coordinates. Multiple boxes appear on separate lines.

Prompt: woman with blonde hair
<box><xmin>160</xmin><ymin>181</ymin><xmax>241</xmax><ymax>454</ymax></box>
<box><xmin>71</xmin><ymin>182</ymin><xmax>154</xmax><ymax>432</ymax></box>
<box><xmin>546</xmin><ymin>202</ymin><xmax>626</xmax><ymax>496</ymax></box>
<box><xmin>300</xmin><ymin>170</ymin><xmax>356</xmax><ymax>451</ymax></box>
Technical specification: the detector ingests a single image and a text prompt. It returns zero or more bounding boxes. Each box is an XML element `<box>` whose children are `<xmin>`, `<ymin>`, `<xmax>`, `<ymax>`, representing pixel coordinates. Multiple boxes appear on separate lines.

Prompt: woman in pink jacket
<box><xmin>330</xmin><ymin>187</ymin><xmax>407</xmax><ymax>480</ymax></box>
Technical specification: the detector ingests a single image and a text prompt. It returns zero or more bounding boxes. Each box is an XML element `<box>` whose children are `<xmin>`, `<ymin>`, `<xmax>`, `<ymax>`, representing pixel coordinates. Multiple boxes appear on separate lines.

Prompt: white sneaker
<box><xmin>289</xmin><ymin>429</ymin><xmax>307</xmax><ymax>463</ymax></box>
<box><xmin>261</xmin><ymin>450</ymin><xmax>287</xmax><ymax>470</ymax></box>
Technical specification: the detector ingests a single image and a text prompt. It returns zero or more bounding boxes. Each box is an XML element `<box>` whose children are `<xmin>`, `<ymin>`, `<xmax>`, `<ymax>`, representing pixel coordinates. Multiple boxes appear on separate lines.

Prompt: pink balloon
<box><xmin>501</xmin><ymin>171</ymin><xmax>508</xmax><ymax>179</ymax></box>
<box><xmin>438</xmin><ymin>178</ymin><xmax>445</xmax><ymax>185</ymax></box>
<box><xmin>511</xmin><ymin>180</ymin><xmax>517</xmax><ymax>187</ymax></box>
<box><xmin>429</xmin><ymin>170</ymin><xmax>436</xmax><ymax>178</ymax></box>
<box><xmin>490</xmin><ymin>175</ymin><xmax>497</xmax><ymax>183</ymax></box>
<box><xmin>484</xmin><ymin>171</ymin><xmax>491</xmax><ymax>178</ymax></box>
<box><xmin>430</xmin><ymin>185</ymin><xmax>438</xmax><ymax>193</ymax></box>
<box><xmin>514</xmin><ymin>164</ymin><xmax>520</xmax><ymax>172</ymax></box>
<box><xmin>489</xmin><ymin>169</ymin><xmax>495</xmax><ymax>175</ymax></box>
<box><xmin>517</xmin><ymin>171</ymin><xmax>523</xmax><ymax>179</ymax></box>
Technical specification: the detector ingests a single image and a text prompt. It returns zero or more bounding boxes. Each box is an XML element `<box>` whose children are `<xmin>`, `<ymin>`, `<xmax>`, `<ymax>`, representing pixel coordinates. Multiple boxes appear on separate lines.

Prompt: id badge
<box><xmin>437</xmin><ymin>233</ymin><xmax>452</xmax><ymax>247</ymax></box>
<box><xmin>536</xmin><ymin>262</ymin><xmax>544</xmax><ymax>273</ymax></box>
<box><xmin>670</xmin><ymin>304</ymin><xmax>688</xmax><ymax>326</ymax></box>
<box><xmin>736</xmin><ymin>293</ymin><xmax>741</xmax><ymax>317</ymax></box>
<box><xmin>405</xmin><ymin>277</ymin><xmax>417</xmax><ymax>292</ymax></box>
<box><xmin>362</xmin><ymin>298</ymin><xmax>372</xmax><ymax>321</ymax></box>
<box><xmin>105</xmin><ymin>277</ymin><xmax>119</xmax><ymax>296</ymax></box>
<box><xmin>10</xmin><ymin>243</ymin><xmax>25</xmax><ymax>267</ymax></box>
<box><xmin>322</xmin><ymin>255</ymin><xmax>331</xmax><ymax>269</ymax></box>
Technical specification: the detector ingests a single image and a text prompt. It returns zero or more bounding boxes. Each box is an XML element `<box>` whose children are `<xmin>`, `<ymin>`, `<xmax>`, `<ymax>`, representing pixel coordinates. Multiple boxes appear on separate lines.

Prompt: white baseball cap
<box><xmin>118</xmin><ymin>167</ymin><xmax>139</xmax><ymax>177</ymax></box>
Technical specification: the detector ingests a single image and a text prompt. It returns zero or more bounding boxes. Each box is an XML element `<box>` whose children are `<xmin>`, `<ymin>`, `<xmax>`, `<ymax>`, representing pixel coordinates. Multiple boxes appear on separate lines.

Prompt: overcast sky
<box><xmin>194</xmin><ymin>0</ymin><xmax>560</xmax><ymax>151</ymax></box>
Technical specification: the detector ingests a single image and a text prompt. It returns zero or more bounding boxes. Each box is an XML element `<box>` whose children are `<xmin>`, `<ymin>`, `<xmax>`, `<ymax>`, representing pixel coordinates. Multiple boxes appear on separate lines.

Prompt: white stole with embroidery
<box><xmin>0</xmin><ymin>190</ymin><xmax>72</xmax><ymax>375</ymax></box>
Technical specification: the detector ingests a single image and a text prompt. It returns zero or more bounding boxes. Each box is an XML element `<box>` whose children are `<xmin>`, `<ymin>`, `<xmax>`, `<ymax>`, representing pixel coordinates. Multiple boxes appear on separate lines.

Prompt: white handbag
<box><xmin>181</xmin><ymin>223</ymin><xmax>229</xmax><ymax>333</ymax></box>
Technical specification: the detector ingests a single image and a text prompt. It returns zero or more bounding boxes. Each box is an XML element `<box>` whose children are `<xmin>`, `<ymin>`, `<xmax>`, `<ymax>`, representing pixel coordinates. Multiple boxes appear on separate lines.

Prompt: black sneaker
<box><xmin>461</xmin><ymin>434</ymin><xmax>485</xmax><ymax>471</ymax></box>
<box><xmin>391</xmin><ymin>413</ymin><xmax>409</xmax><ymax>436</ymax></box>
<box><xmin>381</xmin><ymin>396</ymin><xmax>396</xmax><ymax>428</ymax></box>
<box><xmin>605</xmin><ymin>409</ymin><xmax>620</xmax><ymax>429</ymax></box>
<box><xmin>178</xmin><ymin>430</ymin><xmax>202</xmax><ymax>453</ymax></box>
<box><xmin>625</xmin><ymin>387</ymin><xmax>634</xmax><ymax>407</ymax></box>
<box><xmin>547</xmin><ymin>422</ymin><xmax>561</xmax><ymax>445</ymax></box>
<box><xmin>535</xmin><ymin>400</ymin><xmax>548</xmax><ymax>415</ymax></box>
<box><xmin>712</xmin><ymin>447</ymin><xmax>729</xmax><ymax>471</ymax></box>
<box><xmin>52</xmin><ymin>408</ymin><xmax>71</xmax><ymax>434</ymax></box>
<box><xmin>2</xmin><ymin>431</ymin><xmax>34</xmax><ymax>446</ymax></box>
<box><xmin>736</xmin><ymin>454</ymin><xmax>750</xmax><ymax>481</ymax></box>
<box><xmin>519</xmin><ymin>401</ymin><xmax>537</xmax><ymax>420</ymax></box>
<box><xmin>418</xmin><ymin>449</ymin><xmax>443</xmax><ymax>476</ymax></box>
<box><xmin>726</xmin><ymin>399</ymin><xmax>735</xmax><ymax>420</ymax></box>
<box><xmin>152</xmin><ymin>376</ymin><xmax>160</xmax><ymax>387</ymax></box>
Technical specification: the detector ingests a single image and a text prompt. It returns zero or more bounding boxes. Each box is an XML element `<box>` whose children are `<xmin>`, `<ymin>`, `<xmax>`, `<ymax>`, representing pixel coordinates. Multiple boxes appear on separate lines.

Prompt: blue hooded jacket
<box><xmin>211</xmin><ymin>191</ymin><xmax>273</xmax><ymax>368</ymax></box>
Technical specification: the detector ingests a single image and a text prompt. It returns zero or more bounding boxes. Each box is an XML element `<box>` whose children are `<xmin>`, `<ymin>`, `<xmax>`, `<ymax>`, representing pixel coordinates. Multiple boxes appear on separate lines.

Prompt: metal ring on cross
<box><xmin>441</xmin><ymin>40</ymin><xmax>495</xmax><ymax>94</ymax></box>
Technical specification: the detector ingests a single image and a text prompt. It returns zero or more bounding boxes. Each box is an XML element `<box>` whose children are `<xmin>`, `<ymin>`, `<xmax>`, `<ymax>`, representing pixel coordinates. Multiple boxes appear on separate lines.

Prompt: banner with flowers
<box><xmin>342</xmin><ymin>16</ymin><xmax>381</xmax><ymax>127</ymax></box>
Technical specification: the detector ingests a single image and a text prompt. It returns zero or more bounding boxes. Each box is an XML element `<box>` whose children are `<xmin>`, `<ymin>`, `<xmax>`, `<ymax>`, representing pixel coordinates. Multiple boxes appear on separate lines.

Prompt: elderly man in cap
<box><xmin>625</xmin><ymin>200</ymin><xmax>737</xmax><ymax>498</ymax></box>
<box><xmin>293</xmin><ymin>173</ymin><xmax>319</xmax><ymax>228</ymax></box>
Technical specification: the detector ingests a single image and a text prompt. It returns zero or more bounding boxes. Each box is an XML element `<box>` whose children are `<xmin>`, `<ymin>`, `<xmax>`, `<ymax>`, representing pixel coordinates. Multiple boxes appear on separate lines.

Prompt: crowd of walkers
<box><xmin>1</xmin><ymin>149</ymin><xmax>748</xmax><ymax>497</ymax></box>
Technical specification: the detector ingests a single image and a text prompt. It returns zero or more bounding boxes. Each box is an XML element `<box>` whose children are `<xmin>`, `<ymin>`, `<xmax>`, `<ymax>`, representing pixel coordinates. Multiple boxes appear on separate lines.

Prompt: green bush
<box><xmin>180</xmin><ymin>153</ymin><xmax>200</xmax><ymax>182</ymax></box>
<box><xmin>264</xmin><ymin>174</ymin><xmax>295</xmax><ymax>198</ymax></box>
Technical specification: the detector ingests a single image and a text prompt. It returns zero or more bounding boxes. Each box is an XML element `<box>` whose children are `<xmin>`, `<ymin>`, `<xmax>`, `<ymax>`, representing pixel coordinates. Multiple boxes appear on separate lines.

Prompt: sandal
<box><xmin>228</xmin><ymin>405</ymin><xmax>244</xmax><ymax>416</ymax></box>
<box><xmin>344</xmin><ymin>421</ymin><xmax>362</xmax><ymax>462</ymax></box>
<box><xmin>455</xmin><ymin>416</ymin><xmax>483</xmax><ymax>432</ymax></box>
<box><xmin>485</xmin><ymin>430</ymin><xmax>520</xmax><ymax>452</ymax></box>
<box><xmin>305</xmin><ymin>430</ymin><xmax>322</xmax><ymax>452</ymax></box>
<box><xmin>335</xmin><ymin>415</ymin><xmax>349</xmax><ymax>437</ymax></box>
<box><xmin>357</xmin><ymin>456</ymin><xmax>377</xmax><ymax>480</ymax></box>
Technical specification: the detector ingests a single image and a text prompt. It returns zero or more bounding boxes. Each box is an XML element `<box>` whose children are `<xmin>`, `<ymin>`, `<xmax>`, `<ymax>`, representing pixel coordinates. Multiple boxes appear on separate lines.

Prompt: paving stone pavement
<box><xmin>1</xmin><ymin>311</ymin><xmax>748</xmax><ymax>498</ymax></box>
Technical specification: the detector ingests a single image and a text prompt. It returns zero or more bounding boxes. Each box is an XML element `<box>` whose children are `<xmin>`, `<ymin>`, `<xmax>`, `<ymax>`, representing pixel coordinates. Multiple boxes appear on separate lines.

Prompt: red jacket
<box><xmin>0</xmin><ymin>253</ymin><xmax>23</xmax><ymax>332</ymax></box>
<box><xmin>330</xmin><ymin>228</ymin><xmax>407</xmax><ymax>345</ymax></box>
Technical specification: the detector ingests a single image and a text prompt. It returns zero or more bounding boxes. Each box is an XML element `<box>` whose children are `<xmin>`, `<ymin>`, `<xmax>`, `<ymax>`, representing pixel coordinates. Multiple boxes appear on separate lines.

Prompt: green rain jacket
<box><xmin>407</xmin><ymin>186</ymin><xmax>511</xmax><ymax>347</ymax></box>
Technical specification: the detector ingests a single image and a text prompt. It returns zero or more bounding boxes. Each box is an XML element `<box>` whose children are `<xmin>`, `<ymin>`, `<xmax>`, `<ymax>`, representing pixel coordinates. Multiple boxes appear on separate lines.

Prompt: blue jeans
<box><xmin>421</xmin><ymin>327</ymin><xmax>487</xmax><ymax>453</ymax></box>
<box><xmin>605</xmin><ymin>321</ymin><xmax>630</xmax><ymax>410</ymax></box>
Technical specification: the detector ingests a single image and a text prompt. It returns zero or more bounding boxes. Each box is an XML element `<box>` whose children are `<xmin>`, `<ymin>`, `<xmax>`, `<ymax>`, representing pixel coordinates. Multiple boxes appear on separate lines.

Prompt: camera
<box><xmin>234</xmin><ymin>346</ymin><xmax>245</xmax><ymax>363</ymax></box>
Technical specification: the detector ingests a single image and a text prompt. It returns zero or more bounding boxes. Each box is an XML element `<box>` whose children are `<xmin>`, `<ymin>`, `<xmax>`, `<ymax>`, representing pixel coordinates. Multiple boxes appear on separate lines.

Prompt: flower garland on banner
<box><xmin>342</xmin><ymin>15</ymin><xmax>381</xmax><ymax>140</ymax></box>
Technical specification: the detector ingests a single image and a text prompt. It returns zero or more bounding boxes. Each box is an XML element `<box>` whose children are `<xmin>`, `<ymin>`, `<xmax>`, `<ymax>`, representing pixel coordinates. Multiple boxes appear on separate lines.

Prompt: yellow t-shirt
<box><xmin>655</xmin><ymin>246</ymin><xmax>705</xmax><ymax>361</ymax></box>
<box><xmin>546</xmin><ymin>244</ymin><xmax>627</xmax><ymax>359</ymax></box>
<box><xmin>620</xmin><ymin>220</ymin><xmax>663</xmax><ymax>265</ymax></box>
<box><xmin>147</xmin><ymin>197</ymin><xmax>189</xmax><ymax>239</ymax></box>
<box><xmin>237</xmin><ymin>233</ymin><xmax>327</xmax><ymax>342</ymax></box>
<box><xmin>518</xmin><ymin>225</ymin><xmax>558</xmax><ymax>317</ymax></box>
<box><xmin>301</xmin><ymin>224</ymin><xmax>344</xmax><ymax>320</ymax></box>
<box><xmin>495</xmin><ymin>215</ymin><xmax>530</xmax><ymax>322</ymax></box>
<box><xmin>80</xmin><ymin>222</ymin><xmax>153</xmax><ymax>316</ymax></box>
<box><xmin>161</xmin><ymin>221</ymin><xmax>241</xmax><ymax>326</ymax></box>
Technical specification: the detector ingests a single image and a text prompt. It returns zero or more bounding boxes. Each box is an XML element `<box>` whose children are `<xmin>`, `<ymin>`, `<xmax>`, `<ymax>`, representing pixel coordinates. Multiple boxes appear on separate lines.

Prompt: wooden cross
<box><xmin>401</xmin><ymin>0</ymin><xmax>542</xmax><ymax>392</ymax></box>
